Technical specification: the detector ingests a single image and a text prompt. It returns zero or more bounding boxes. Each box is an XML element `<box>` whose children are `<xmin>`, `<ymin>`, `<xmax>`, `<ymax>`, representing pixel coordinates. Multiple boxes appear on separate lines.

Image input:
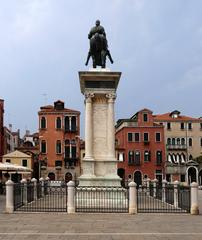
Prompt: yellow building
<box><xmin>2</xmin><ymin>150</ymin><xmax>32</xmax><ymax>182</ymax></box>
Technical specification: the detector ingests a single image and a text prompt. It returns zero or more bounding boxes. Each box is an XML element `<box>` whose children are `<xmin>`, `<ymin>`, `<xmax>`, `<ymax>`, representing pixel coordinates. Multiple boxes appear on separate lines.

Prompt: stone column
<box><xmin>67</xmin><ymin>181</ymin><xmax>75</xmax><ymax>214</ymax></box>
<box><xmin>21</xmin><ymin>179</ymin><xmax>27</xmax><ymax>204</ymax></box>
<box><xmin>162</xmin><ymin>179</ymin><xmax>167</xmax><ymax>202</ymax></box>
<box><xmin>106</xmin><ymin>93</ymin><xmax>116</xmax><ymax>159</ymax></box>
<box><xmin>146</xmin><ymin>178</ymin><xmax>150</xmax><ymax>196</ymax></box>
<box><xmin>5</xmin><ymin>180</ymin><xmax>14</xmax><ymax>213</ymax></box>
<box><xmin>191</xmin><ymin>182</ymin><xmax>199</xmax><ymax>215</ymax></box>
<box><xmin>31</xmin><ymin>178</ymin><xmax>37</xmax><ymax>200</ymax></box>
<box><xmin>129</xmin><ymin>181</ymin><xmax>137</xmax><ymax>214</ymax></box>
<box><xmin>84</xmin><ymin>93</ymin><xmax>94</xmax><ymax>159</ymax></box>
<box><xmin>174</xmin><ymin>180</ymin><xmax>179</xmax><ymax>208</ymax></box>
<box><xmin>39</xmin><ymin>177</ymin><xmax>44</xmax><ymax>197</ymax></box>
<box><xmin>152</xmin><ymin>179</ymin><xmax>158</xmax><ymax>198</ymax></box>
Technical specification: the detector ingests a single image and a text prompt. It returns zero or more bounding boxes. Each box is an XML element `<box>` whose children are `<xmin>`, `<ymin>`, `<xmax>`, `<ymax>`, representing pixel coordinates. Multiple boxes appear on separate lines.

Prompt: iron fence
<box><xmin>14</xmin><ymin>182</ymin><xmax>67</xmax><ymax>212</ymax></box>
<box><xmin>137</xmin><ymin>184</ymin><xmax>190</xmax><ymax>213</ymax></box>
<box><xmin>75</xmin><ymin>186</ymin><xmax>129</xmax><ymax>213</ymax></box>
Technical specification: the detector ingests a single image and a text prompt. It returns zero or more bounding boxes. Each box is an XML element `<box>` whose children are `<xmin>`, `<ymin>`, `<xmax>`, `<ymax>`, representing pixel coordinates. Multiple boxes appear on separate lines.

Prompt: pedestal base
<box><xmin>78</xmin><ymin>175</ymin><xmax>121</xmax><ymax>187</ymax></box>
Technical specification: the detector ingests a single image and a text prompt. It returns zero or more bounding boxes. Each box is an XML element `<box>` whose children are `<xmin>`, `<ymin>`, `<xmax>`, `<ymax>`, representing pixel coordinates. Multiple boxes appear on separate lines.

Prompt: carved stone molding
<box><xmin>106</xmin><ymin>93</ymin><xmax>116</xmax><ymax>103</ymax></box>
<box><xmin>84</xmin><ymin>93</ymin><xmax>95</xmax><ymax>103</ymax></box>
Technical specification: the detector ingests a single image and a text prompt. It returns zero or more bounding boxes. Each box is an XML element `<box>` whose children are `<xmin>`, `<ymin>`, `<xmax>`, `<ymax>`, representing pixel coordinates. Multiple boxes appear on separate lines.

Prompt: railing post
<box><xmin>146</xmin><ymin>178</ymin><xmax>150</xmax><ymax>196</ymax></box>
<box><xmin>129</xmin><ymin>181</ymin><xmax>137</xmax><ymax>214</ymax></box>
<box><xmin>162</xmin><ymin>179</ymin><xmax>167</xmax><ymax>202</ymax></box>
<box><xmin>5</xmin><ymin>180</ymin><xmax>14</xmax><ymax>213</ymax></box>
<box><xmin>31</xmin><ymin>178</ymin><xmax>37</xmax><ymax>200</ymax></box>
<box><xmin>174</xmin><ymin>180</ymin><xmax>179</xmax><ymax>208</ymax></box>
<box><xmin>67</xmin><ymin>181</ymin><xmax>75</xmax><ymax>214</ymax></box>
<box><xmin>153</xmin><ymin>179</ymin><xmax>158</xmax><ymax>198</ymax></box>
<box><xmin>20</xmin><ymin>179</ymin><xmax>27</xmax><ymax>204</ymax></box>
<box><xmin>39</xmin><ymin>177</ymin><xmax>44</xmax><ymax>197</ymax></box>
<box><xmin>190</xmin><ymin>182</ymin><xmax>199</xmax><ymax>215</ymax></box>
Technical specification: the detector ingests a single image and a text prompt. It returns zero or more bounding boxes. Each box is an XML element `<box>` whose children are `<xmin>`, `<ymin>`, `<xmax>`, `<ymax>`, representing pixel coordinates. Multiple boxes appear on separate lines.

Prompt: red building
<box><xmin>115</xmin><ymin>109</ymin><xmax>166</xmax><ymax>185</ymax></box>
<box><xmin>38</xmin><ymin>100</ymin><xmax>80</xmax><ymax>182</ymax></box>
<box><xmin>0</xmin><ymin>99</ymin><xmax>4</xmax><ymax>161</ymax></box>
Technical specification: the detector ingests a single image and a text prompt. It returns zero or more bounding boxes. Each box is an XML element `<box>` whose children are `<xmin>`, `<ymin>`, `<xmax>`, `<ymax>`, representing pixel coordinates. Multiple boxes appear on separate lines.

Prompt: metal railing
<box><xmin>75</xmin><ymin>186</ymin><xmax>129</xmax><ymax>213</ymax></box>
<box><xmin>14</xmin><ymin>181</ymin><xmax>67</xmax><ymax>212</ymax></box>
<box><xmin>137</xmin><ymin>184</ymin><xmax>190</xmax><ymax>213</ymax></box>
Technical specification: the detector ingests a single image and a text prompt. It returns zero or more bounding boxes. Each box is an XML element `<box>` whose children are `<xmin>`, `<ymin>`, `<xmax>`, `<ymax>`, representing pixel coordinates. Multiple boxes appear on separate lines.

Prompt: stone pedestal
<box><xmin>79</xmin><ymin>69</ymin><xmax>122</xmax><ymax>186</ymax></box>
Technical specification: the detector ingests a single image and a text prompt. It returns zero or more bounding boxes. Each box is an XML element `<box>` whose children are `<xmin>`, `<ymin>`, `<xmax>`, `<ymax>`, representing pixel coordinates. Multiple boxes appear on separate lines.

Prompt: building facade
<box><xmin>3</xmin><ymin>125</ymin><xmax>20</xmax><ymax>154</ymax></box>
<box><xmin>115</xmin><ymin>109</ymin><xmax>166</xmax><ymax>186</ymax></box>
<box><xmin>154</xmin><ymin>110</ymin><xmax>202</xmax><ymax>184</ymax></box>
<box><xmin>0</xmin><ymin>99</ymin><xmax>4</xmax><ymax>161</ymax></box>
<box><xmin>38</xmin><ymin>100</ymin><xmax>81</xmax><ymax>182</ymax></box>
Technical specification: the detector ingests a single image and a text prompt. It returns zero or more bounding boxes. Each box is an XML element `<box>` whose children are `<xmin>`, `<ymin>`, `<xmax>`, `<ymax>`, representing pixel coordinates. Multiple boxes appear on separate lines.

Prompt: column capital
<box><xmin>84</xmin><ymin>93</ymin><xmax>95</xmax><ymax>103</ymax></box>
<box><xmin>106</xmin><ymin>93</ymin><xmax>116</xmax><ymax>102</ymax></box>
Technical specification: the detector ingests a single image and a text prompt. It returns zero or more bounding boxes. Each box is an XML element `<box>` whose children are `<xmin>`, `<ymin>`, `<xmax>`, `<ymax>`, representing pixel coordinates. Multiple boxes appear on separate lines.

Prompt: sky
<box><xmin>0</xmin><ymin>0</ymin><xmax>202</xmax><ymax>138</ymax></box>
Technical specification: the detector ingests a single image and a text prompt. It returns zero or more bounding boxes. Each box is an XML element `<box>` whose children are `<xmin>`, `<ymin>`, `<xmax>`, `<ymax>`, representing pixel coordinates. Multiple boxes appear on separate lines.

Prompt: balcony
<box><xmin>64</xmin><ymin>127</ymin><xmax>78</xmax><ymax>133</ymax></box>
<box><xmin>166</xmin><ymin>144</ymin><xmax>187</xmax><ymax>150</ymax></box>
<box><xmin>64</xmin><ymin>157</ymin><xmax>78</xmax><ymax>168</ymax></box>
<box><xmin>128</xmin><ymin>160</ymin><xmax>141</xmax><ymax>166</ymax></box>
<box><xmin>143</xmin><ymin>140</ymin><xmax>150</xmax><ymax>145</ymax></box>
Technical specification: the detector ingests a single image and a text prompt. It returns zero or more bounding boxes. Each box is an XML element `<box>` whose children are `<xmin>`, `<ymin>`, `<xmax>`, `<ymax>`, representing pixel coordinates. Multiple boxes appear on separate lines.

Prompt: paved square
<box><xmin>0</xmin><ymin>192</ymin><xmax>202</xmax><ymax>240</ymax></box>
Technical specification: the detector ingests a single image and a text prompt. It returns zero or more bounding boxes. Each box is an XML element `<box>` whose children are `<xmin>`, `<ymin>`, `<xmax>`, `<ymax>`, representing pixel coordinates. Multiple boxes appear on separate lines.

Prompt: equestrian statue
<box><xmin>85</xmin><ymin>20</ymin><xmax>114</xmax><ymax>68</ymax></box>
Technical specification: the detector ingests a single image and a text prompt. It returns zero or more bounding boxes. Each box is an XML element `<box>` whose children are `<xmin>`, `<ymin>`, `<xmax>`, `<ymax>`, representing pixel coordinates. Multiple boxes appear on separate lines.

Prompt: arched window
<box><xmin>189</xmin><ymin>155</ymin><xmax>193</xmax><ymax>160</ymax></box>
<box><xmin>71</xmin><ymin>116</ymin><xmax>76</xmax><ymax>131</ymax></box>
<box><xmin>189</xmin><ymin>138</ymin><xmax>192</xmax><ymax>147</ymax></box>
<box><xmin>181</xmin><ymin>153</ymin><xmax>186</xmax><ymax>163</ymax></box>
<box><xmin>144</xmin><ymin>150</ymin><xmax>150</xmax><ymax>162</ymax></box>
<box><xmin>56</xmin><ymin>140</ymin><xmax>62</xmax><ymax>154</ymax></box>
<box><xmin>65</xmin><ymin>139</ymin><xmax>70</xmax><ymax>145</ymax></box>
<box><xmin>201</xmin><ymin>138</ymin><xmax>202</xmax><ymax>147</ymax></box>
<box><xmin>181</xmin><ymin>138</ymin><xmax>185</xmax><ymax>146</ymax></box>
<box><xmin>156</xmin><ymin>151</ymin><xmax>162</xmax><ymax>165</ymax></box>
<box><xmin>64</xmin><ymin>116</ymin><xmax>69</xmax><ymax>131</ymax></box>
<box><xmin>128</xmin><ymin>151</ymin><xmax>134</xmax><ymax>164</ymax></box>
<box><xmin>177</xmin><ymin>138</ymin><xmax>180</xmax><ymax>145</ymax></box>
<box><xmin>172</xmin><ymin>138</ymin><xmax>175</xmax><ymax>145</ymax></box>
<box><xmin>167</xmin><ymin>138</ymin><xmax>171</xmax><ymax>145</ymax></box>
<box><xmin>48</xmin><ymin>172</ymin><xmax>55</xmax><ymax>181</ymax></box>
<box><xmin>56</xmin><ymin>117</ymin><xmax>62</xmax><ymax>129</ymax></box>
<box><xmin>134</xmin><ymin>151</ymin><xmax>141</xmax><ymax>165</ymax></box>
<box><xmin>41</xmin><ymin>140</ymin><xmax>46</xmax><ymax>154</ymax></box>
<box><xmin>41</xmin><ymin>117</ymin><xmax>46</xmax><ymax>129</ymax></box>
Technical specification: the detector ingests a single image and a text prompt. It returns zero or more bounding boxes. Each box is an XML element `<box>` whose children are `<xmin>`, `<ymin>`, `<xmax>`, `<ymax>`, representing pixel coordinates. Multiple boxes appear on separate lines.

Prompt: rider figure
<box><xmin>85</xmin><ymin>20</ymin><xmax>114</xmax><ymax>67</ymax></box>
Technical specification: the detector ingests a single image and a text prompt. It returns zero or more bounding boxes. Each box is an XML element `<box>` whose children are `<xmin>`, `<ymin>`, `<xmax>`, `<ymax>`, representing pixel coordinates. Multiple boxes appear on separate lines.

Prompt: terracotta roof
<box><xmin>39</xmin><ymin>105</ymin><xmax>80</xmax><ymax>114</ymax></box>
<box><xmin>154</xmin><ymin>113</ymin><xmax>200</xmax><ymax>122</ymax></box>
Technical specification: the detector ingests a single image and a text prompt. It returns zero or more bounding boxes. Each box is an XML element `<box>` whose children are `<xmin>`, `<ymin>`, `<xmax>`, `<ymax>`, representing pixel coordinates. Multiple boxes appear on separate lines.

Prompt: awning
<box><xmin>0</xmin><ymin>162</ymin><xmax>32</xmax><ymax>172</ymax></box>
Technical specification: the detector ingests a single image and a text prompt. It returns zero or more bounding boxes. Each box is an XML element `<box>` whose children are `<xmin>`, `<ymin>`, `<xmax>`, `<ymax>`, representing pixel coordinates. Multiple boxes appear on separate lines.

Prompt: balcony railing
<box><xmin>128</xmin><ymin>160</ymin><xmax>141</xmax><ymax>166</ymax></box>
<box><xmin>64</xmin><ymin>127</ymin><xmax>78</xmax><ymax>133</ymax></box>
<box><xmin>166</xmin><ymin>144</ymin><xmax>187</xmax><ymax>150</ymax></box>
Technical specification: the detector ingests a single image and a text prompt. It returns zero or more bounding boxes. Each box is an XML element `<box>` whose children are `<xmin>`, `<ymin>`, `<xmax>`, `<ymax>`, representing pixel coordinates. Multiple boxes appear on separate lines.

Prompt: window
<box><xmin>6</xmin><ymin>159</ymin><xmax>11</xmax><ymax>163</ymax></box>
<box><xmin>71</xmin><ymin>116</ymin><xmax>76</xmax><ymax>131</ymax></box>
<box><xmin>143</xmin><ymin>133</ymin><xmax>149</xmax><ymax>142</ymax></box>
<box><xmin>181</xmin><ymin>122</ymin><xmax>185</xmax><ymax>130</ymax></box>
<box><xmin>156</xmin><ymin>151</ymin><xmax>162</xmax><ymax>165</ymax></box>
<box><xmin>134</xmin><ymin>133</ymin><xmax>140</xmax><ymax>142</ymax></box>
<box><xmin>188</xmin><ymin>138</ymin><xmax>192</xmax><ymax>147</ymax></box>
<box><xmin>64</xmin><ymin>116</ymin><xmax>69</xmax><ymax>131</ymax></box>
<box><xmin>172</xmin><ymin>138</ymin><xmax>175</xmax><ymax>145</ymax></box>
<box><xmin>134</xmin><ymin>151</ymin><xmax>141</xmax><ymax>165</ymax></box>
<box><xmin>144</xmin><ymin>150</ymin><xmax>150</xmax><ymax>162</ymax></box>
<box><xmin>188</xmin><ymin>122</ymin><xmax>192</xmax><ymax>130</ymax></box>
<box><xmin>128</xmin><ymin>151</ymin><xmax>134</xmax><ymax>164</ymax></box>
<box><xmin>72</xmin><ymin>146</ymin><xmax>77</xmax><ymax>158</ymax></box>
<box><xmin>155</xmin><ymin>133</ymin><xmax>161</xmax><ymax>142</ymax></box>
<box><xmin>41</xmin><ymin>117</ymin><xmax>46</xmax><ymax>129</ymax></box>
<box><xmin>128</xmin><ymin>133</ymin><xmax>133</xmax><ymax>142</ymax></box>
<box><xmin>56</xmin><ymin>140</ymin><xmax>62</xmax><ymax>154</ymax></box>
<box><xmin>200</xmin><ymin>138</ymin><xmax>202</xmax><ymax>147</ymax></box>
<box><xmin>200</xmin><ymin>123</ymin><xmax>202</xmax><ymax>130</ymax></box>
<box><xmin>181</xmin><ymin>138</ymin><xmax>185</xmax><ymax>146</ymax></box>
<box><xmin>143</xmin><ymin>113</ymin><xmax>148</xmax><ymax>122</ymax></box>
<box><xmin>55</xmin><ymin>160</ymin><xmax>62</xmax><ymax>167</ymax></box>
<box><xmin>167</xmin><ymin>138</ymin><xmax>171</xmax><ymax>145</ymax></box>
<box><xmin>22</xmin><ymin>159</ymin><xmax>27</xmax><ymax>167</ymax></box>
<box><xmin>65</xmin><ymin>139</ymin><xmax>70</xmax><ymax>145</ymax></box>
<box><xmin>167</xmin><ymin>122</ymin><xmax>171</xmax><ymax>130</ymax></box>
<box><xmin>189</xmin><ymin>155</ymin><xmax>193</xmax><ymax>160</ymax></box>
<box><xmin>177</xmin><ymin>138</ymin><xmax>180</xmax><ymax>145</ymax></box>
<box><xmin>181</xmin><ymin>174</ymin><xmax>185</xmax><ymax>182</ymax></box>
<box><xmin>56</xmin><ymin>117</ymin><xmax>62</xmax><ymax>129</ymax></box>
<box><xmin>41</xmin><ymin>140</ymin><xmax>46</xmax><ymax>154</ymax></box>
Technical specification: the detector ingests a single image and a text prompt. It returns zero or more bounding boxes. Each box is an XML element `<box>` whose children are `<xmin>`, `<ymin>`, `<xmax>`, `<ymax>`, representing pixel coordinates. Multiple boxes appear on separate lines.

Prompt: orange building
<box><xmin>38</xmin><ymin>100</ymin><xmax>80</xmax><ymax>182</ymax></box>
<box><xmin>0</xmin><ymin>99</ymin><xmax>4</xmax><ymax>161</ymax></box>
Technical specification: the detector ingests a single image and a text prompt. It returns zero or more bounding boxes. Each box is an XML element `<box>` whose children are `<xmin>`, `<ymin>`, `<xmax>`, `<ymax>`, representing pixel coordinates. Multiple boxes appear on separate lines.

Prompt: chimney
<box><xmin>9</xmin><ymin>124</ymin><xmax>12</xmax><ymax>132</ymax></box>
